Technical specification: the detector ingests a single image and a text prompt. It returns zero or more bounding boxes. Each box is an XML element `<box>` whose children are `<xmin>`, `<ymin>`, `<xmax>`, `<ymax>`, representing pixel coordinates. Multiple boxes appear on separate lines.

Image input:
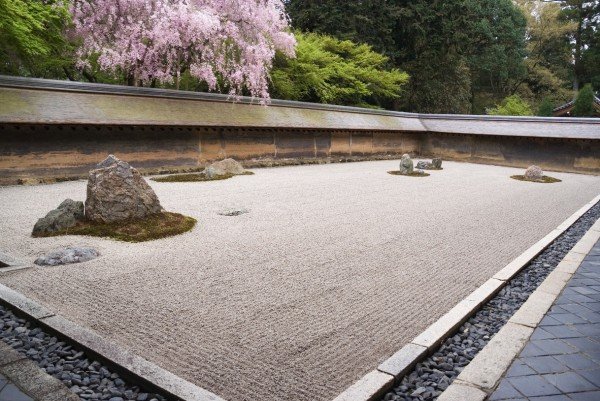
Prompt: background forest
<box><xmin>1</xmin><ymin>0</ymin><xmax>598</xmax><ymax>115</ymax></box>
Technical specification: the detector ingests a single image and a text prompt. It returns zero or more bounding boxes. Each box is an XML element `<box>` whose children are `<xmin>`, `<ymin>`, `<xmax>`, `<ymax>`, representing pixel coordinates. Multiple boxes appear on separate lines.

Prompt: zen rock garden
<box><xmin>32</xmin><ymin>155</ymin><xmax>196</xmax><ymax>245</ymax></box>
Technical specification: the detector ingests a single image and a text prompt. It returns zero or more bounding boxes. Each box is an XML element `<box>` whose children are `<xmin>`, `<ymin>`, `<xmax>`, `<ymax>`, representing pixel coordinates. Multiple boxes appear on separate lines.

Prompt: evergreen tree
<box><xmin>572</xmin><ymin>84</ymin><xmax>596</xmax><ymax>116</ymax></box>
<box><xmin>537</xmin><ymin>98</ymin><xmax>555</xmax><ymax>117</ymax></box>
<box><xmin>560</xmin><ymin>0</ymin><xmax>600</xmax><ymax>90</ymax></box>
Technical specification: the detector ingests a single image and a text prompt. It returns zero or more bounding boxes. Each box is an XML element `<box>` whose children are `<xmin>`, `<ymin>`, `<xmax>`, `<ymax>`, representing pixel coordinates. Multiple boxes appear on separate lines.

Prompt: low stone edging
<box><xmin>331</xmin><ymin>193</ymin><xmax>600</xmax><ymax>401</ymax></box>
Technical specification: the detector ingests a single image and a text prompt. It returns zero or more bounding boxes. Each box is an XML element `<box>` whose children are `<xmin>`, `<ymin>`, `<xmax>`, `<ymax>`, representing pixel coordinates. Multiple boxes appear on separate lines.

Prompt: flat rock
<box><xmin>32</xmin><ymin>199</ymin><xmax>84</xmax><ymax>236</ymax></box>
<box><xmin>85</xmin><ymin>155</ymin><xmax>162</xmax><ymax>223</ymax></box>
<box><xmin>34</xmin><ymin>247</ymin><xmax>100</xmax><ymax>266</ymax></box>
<box><xmin>416</xmin><ymin>161</ymin><xmax>432</xmax><ymax>170</ymax></box>
<box><xmin>218</xmin><ymin>208</ymin><xmax>250</xmax><ymax>217</ymax></box>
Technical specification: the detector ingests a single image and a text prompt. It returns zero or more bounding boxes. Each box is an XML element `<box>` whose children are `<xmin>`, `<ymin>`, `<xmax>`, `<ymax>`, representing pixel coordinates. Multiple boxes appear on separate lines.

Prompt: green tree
<box><xmin>537</xmin><ymin>97</ymin><xmax>555</xmax><ymax>116</ymax></box>
<box><xmin>285</xmin><ymin>0</ymin><xmax>399</xmax><ymax>58</ymax></box>
<box><xmin>487</xmin><ymin>94</ymin><xmax>533</xmax><ymax>116</ymax></box>
<box><xmin>581</xmin><ymin>25</ymin><xmax>600</xmax><ymax>90</ymax></box>
<box><xmin>560</xmin><ymin>0</ymin><xmax>600</xmax><ymax>90</ymax></box>
<box><xmin>270</xmin><ymin>32</ymin><xmax>409</xmax><ymax>108</ymax></box>
<box><xmin>572</xmin><ymin>84</ymin><xmax>596</xmax><ymax>116</ymax></box>
<box><xmin>286</xmin><ymin>0</ymin><xmax>527</xmax><ymax>113</ymax></box>
<box><xmin>513</xmin><ymin>1</ymin><xmax>575</xmax><ymax>107</ymax></box>
<box><xmin>393</xmin><ymin>0</ymin><xmax>527</xmax><ymax>113</ymax></box>
<box><xmin>0</xmin><ymin>0</ymin><xmax>73</xmax><ymax>78</ymax></box>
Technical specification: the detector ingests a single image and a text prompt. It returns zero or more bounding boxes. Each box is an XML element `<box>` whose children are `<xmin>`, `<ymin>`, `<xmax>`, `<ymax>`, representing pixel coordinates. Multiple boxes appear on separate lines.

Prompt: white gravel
<box><xmin>0</xmin><ymin>160</ymin><xmax>598</xmax><ymax>401</ymax></box>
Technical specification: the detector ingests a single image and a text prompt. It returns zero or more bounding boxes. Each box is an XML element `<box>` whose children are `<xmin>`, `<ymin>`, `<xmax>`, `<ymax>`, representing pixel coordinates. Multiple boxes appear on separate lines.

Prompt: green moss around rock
<box><xmin>151</xmin><ymin>171</ymin><xmax>254</xmax><ymax>183</ymax></box>
<box><xmin>511</xmin><ymin>175</ymin><xmax>562</xmax><ymax>184</ymax></box>
<box><xmin>387</xmin><ymin>171</ymin><xmax>430</xmax><ymax>177</ymax></box>
<box><xmin>33</xmin><ymin>212</ymin><xmax>197</xmax><ymax>242</ymax></box>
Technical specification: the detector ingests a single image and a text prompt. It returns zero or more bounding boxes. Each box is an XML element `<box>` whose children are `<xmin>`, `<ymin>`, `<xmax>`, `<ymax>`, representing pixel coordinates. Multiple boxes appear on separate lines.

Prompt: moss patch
<box><xmin>387</xmin><ymin>171</ymin><xmax>430</xmax><ymax>177</ymax></box>
<box><xmin>511</xmin><ymin>175</ymin><xmax>562</xmax><ymax>184</ymax></box>
<box><xmin>33</xmin><ymin>212</ymin><xmax>197</xmax><ymax>242</ymax></box>
<box><xmin>151</xmin><ymin>171</ymin><xmax>254</xmax><ymax>183</ymax></box>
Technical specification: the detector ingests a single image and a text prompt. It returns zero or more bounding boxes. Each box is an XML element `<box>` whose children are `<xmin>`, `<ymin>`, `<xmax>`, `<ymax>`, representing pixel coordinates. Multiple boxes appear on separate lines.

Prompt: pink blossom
<box><xmin>71</xmin><ymin>0</ymin><xmax>296</xmax><ymax>99</ymax></box>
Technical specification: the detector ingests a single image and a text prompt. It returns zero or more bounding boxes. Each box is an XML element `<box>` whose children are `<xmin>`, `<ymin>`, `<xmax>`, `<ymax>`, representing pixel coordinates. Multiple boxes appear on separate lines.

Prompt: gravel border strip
<box><xmin>331</xmin><ymin>193</ymin><xmax>600</xmax><ymax>401</ymax></box>
<box><xmin>0</xmin><ymin>291</ymin><xmax>226</xmax><ymax>401</ymax></box>
<box><xmin>439</xmin><ymin>219</ymin><xmax>600</xmax><ymax>400</ymax></box>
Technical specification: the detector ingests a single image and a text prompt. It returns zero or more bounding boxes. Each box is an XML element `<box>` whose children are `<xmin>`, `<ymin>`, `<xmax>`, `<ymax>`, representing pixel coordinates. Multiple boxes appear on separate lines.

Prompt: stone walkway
<box><xmin>0</xmin><ymin>374</ymin><xmax>33</xmax><ymax>401</ymax></box>
<box><xmin>489</xmin><ymin>239</ymin><xmax>600</xmax><ymax>401</ymax></box>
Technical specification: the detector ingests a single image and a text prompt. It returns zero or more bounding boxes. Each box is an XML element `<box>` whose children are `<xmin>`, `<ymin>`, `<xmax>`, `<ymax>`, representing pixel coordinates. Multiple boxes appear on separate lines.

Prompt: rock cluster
<box><xmin>380</xmin><ymin>202</ymin><xmax>600</xmax><ymax>401</ymax></box>
<box><xmin>416</xmin><ymin>158</ymin><xmax>443</xmax><ymax>170</ymax></box>
<box><xmin>32</xmin><ymin>199</ymin><xmax>84</xmax><ymax>236</ymax></box>
<box><xmin>204</xmin><ymin>158</ymin><xmax>247</xmax><ymax>179</ymax></box>
<box><xmin>524</xmin><ymin>165</ymin><xmax>544</xmax><ymax>181</ymax></box>
<box><xmin>85</xmin><ymin>155</ymin><xmax>163</xmax><ymax>223</ymax></box>
<box><xmin>399</xmin><ymin>154</ymin><xmax>414</xmax><ymax>175</ymax></box>
<box><xmin>0</xmin><ymin>304</ymin><xmax>168</xmax><ymax>401</ymax></box>
<box><xmin>34</xmin><ymin>247</ymin><xmax>100</xmax><ymax>266</ymax></box>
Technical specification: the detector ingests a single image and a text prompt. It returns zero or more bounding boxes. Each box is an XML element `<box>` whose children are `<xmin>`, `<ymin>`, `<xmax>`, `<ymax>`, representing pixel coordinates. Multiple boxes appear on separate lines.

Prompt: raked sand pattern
<box><xmin>0</xmin><ymin>160</ymin><xmax>599</xmax><ymax>401</ymax></box>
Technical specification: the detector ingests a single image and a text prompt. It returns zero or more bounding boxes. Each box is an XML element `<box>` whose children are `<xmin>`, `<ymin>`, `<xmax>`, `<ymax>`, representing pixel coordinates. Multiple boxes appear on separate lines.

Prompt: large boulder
<box><xmin>432</xmin><ymin>158</ymin><xmax>443</xmax><ymax>169</ymax></box>
<box><xmin>85</xmin><ymin>155</ymin><xmax>163</xmax><ymax>223</ymax></box>
<box><xmin>524</xmin><ymin>165</ymin><xmax>544</xmax><ymax>181</ymax></box>
<box><xmin>34</xmin><ymin>247</ymin><xmax>100</xmax><ymax>266</ymax></box>
<box><xmin>204</xmin><ymin>158</ymin><xmax>246</xmax><ymax>179</ymax></box>
<box><xmin>32</xmin><ymin>199</ymin><xmax>84</xmax><ymax>236</ymax></box>
<box><xmin>399</xmin><ymin>154</ymin><xmax>414</xmax><ymax>175</ymax></box>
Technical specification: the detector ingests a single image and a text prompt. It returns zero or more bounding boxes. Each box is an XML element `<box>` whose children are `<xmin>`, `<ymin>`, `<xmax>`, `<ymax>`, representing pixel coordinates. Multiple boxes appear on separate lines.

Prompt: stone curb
<box><xmin>0</xmin><ymin>285</ymin><xmax>226</xmax><ymax>401</ymax></box>
<box><xmin>330</xmin><ymin>193</ymin><xmax>600</xmax><ymax>401</ymax></box>
<box><xmin>0</xmin><ymin>251</ymin><xmax>31</xmax><ymax>273</ymax></box>
<box><xmin>436</xmin><ymin>206</ymin><xmax>600</xmax><ymax>400</ymax></box>
<box><xmin>0</xmin><ymin>341</ymin><xmax>79</xmax><ymax>401</ymax></box>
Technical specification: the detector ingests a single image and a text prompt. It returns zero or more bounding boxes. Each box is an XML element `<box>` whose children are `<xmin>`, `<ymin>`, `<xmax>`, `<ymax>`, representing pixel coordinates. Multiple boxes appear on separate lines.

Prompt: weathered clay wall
<box><xmin>0</xmin><ymin>124</ymin><xmax>424</xmax><ymax>184</ymax></box>
<box><xmin>421</xmin><ymin>133</ymin><xmax>600</xmax><ymax>175</ymax></box>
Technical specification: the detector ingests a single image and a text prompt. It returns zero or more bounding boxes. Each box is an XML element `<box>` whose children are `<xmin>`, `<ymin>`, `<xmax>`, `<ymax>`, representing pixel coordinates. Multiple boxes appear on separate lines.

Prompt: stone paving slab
<box><xmin>488</xmin><ymin>239</ymin><xmax>600</xmax><ymax>401</ymax></box>
<box><xmin>1</xmin><ymin>161</ymin><xmax>599</xmax><ymax>401</ymax></box>
<box><xmin>0</xmin><ymin>342</ymin><xmax>77</xmax><ymax>401</ymax></box>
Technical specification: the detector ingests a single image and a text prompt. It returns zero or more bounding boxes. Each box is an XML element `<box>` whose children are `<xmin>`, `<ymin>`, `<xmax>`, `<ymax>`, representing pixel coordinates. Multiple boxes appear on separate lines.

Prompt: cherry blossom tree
<box><xmin>70</xmin><ymin>0</ymin><xmax>296</xmax><ymax>98</ymax></box>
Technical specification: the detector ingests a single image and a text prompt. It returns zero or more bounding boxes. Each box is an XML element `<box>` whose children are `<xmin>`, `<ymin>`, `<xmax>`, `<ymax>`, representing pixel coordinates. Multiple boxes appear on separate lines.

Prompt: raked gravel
<box><xmin>0</xmin><ymin>160</ymin><xmax>599</xmax><ymax>401</ymax></box>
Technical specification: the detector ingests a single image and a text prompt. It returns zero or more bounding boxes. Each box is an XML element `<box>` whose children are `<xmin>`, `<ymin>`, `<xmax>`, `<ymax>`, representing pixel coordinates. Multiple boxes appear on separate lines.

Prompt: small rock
<box><xmin>217</xmin><ymin>208</ymin><xmax>250</xmax><ymax>217</ymax></box>
<box><xmin>524</xmin><ymin>165</ymin><xmax>543</xmax><ymax>180</ymax></box>
<box><xmin>34</xmin><ymin>247</ymin><xmax>99</xmax><ymax>266</ymax></box>
<box><xmin>32</xmin><ymin>199</ymin><xmax>84</xmax><ymax>236</ymax></box>
<box><xmin>432</xmin><ymin>158</ymin><xmax>443</xmax><ymax>169</ymax></box>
